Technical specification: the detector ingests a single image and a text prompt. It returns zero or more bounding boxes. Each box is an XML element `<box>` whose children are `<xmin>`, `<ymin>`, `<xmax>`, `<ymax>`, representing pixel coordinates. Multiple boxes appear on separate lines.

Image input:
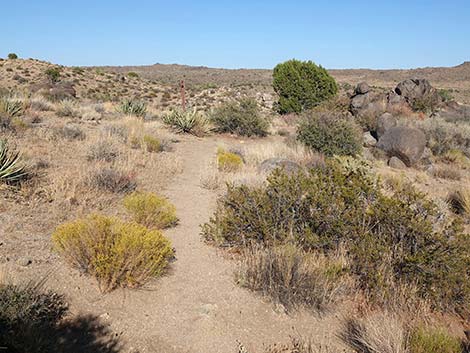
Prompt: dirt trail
<box><xmin>49</xmin><ymin>136</ymin><xmax>344</xmax><ymax>353</ymax></box>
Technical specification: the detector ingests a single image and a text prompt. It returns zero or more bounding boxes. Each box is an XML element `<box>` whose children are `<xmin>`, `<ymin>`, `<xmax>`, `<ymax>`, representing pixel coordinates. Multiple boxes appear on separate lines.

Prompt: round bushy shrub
<box><xmin>123</xmin><ymin>191</ymin><xmax>178</xmax><ymax>229</ymax></box>
<box><xmin>210</xmin><ymin>98</ymin><xmax>269</xmax><ymax>137</ymax></box>
<box><xmin>297</xmin><ymin>113</ymin><xmax>362</xmax><ymax>156</ymax></box>
<box><xmin>52</xmin><ymin>214</ymin><xmax>174</xmax><ymax>293</ymax></box>
<box><xmin>7</xmin><ymin>53</ymin><xmax>18</xmax><ymax>60</ymax></box>
<box><xmin>273</xmin><ymin>59</ymin><xmax>338</xmax><ymax>114</ymax></box>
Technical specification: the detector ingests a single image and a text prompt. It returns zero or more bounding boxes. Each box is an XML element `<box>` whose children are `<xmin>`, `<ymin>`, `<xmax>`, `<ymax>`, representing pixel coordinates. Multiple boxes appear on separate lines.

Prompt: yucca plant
<box><xmin>0</xmin><ymin>98</ymin><xmax>24</xmax><ymax>117</ymax></box>
<box><xmin>162</xmin><ymin>108</ymin><xmax>210</xmax><ymax>135</ymax></box>
<box><xmin>0</xmin><ymin>139</ymin><xmax>28</xmax><ymax>183</ymax></box>
<box><xmin>118</xmin><ymin>99</ymin><xmax>147</xmax><ymax>117</ymax></box>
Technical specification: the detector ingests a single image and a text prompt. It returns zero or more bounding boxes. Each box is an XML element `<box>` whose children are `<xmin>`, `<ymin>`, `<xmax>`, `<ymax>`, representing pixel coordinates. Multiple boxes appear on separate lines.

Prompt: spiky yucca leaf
<box><xmin>0</xmin><ymin>140</ymin><xmax>28</xmax><ymax>183</ymax></box>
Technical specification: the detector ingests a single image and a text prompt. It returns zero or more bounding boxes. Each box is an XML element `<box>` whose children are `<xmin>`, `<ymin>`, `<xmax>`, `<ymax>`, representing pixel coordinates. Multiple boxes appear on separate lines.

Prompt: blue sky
<box><xmin>2</xmin><ymin>0</ymin><xmax>469</xmax><ymax>69</ymax></box>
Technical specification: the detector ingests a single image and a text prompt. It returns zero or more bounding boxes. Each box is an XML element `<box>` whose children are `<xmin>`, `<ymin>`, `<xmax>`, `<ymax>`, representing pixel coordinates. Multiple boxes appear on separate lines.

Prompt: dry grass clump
<box><xmin>447</xmin><ymin>189</ymin><xmax>470</xmax><ymax>216</ymax></box>
<box><xmin>240</xmin><ymin>140</ymin><xmax>314</xmax><ymax>167</ymax></box>
<box><xmin>0</xmin><ymin>278</ymin><xmax>69</xmax><ymax>353</ymax></box>
<box><xmin>28</xmin><ymin>95</ymin><xmax>54</xmax><ymax>112</ymax></box>
<box><xmin>55</xmin><ymin>99</ymin><xmax>80</xmax><ymax>118</ymax></box>
<box><xmin>52</xmin><ymin>124</ymin><xmax>86</xmax><ymax>140</ymax></box>
<box><xmin>429</xmin><ymin>165</ymin><xmax>462</xmax><ymax>180</ymax></box>
<box><xmin>338</xmin><ymin>311</ymin><xmax>407</xmax><ymax>353</ymax></box>
<box><xmin>247</xmin><ymin>335</ymin><xmax>330</xmax><ymax>353</ymax></box>
<box><xmin>123</xmin><ymin>191</ymin><xmax>178</xmax><ymax>229</ymax></box>
<box><xmin>86</xmin><ymin>140</ymin><xmax>120</xmax><ymax>162</ymax></box>
<box><xmin>143</xmin><ymin>135</ymin><xmax>162</xmax><ymax>153</ymax></box>
<box><xmin>217</xmin><ymin>148</ymin><xmax>244</xmax><ymax>172</ymax></box>
<box><xmin>236</xmin><ymin>245</ymin><xmax>352</xmax><ymax>312</ymax></box>
<box><xmin>88</xmin><ymin>167</ymin><xmax>136</xmax><ymax>193</ymax></box>
<box><xmin>409</xmin><ymin>326</ymin><xmax>463</xmax><ymax>353</ymax></box>
<box><xmin>52</xmin><ymin>214</ymin><xmax>174</xmax><ymax>293</ymax></box>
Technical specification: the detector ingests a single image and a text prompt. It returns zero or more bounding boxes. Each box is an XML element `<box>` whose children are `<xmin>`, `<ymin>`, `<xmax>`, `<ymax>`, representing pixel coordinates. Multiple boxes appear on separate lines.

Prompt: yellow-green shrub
<box><xmin>217</xmin><ymin>148</ymin><xmax>243</xmax><ymax>172</ymax></box>
<box><xmin>52</xmin><ymin>214</ymin><xmax>173</xmax><ymax>293</ymax></box>
<box><xmin>123</xmin><ymin>191</ymin><xmax>177</xmax><ymax>229</ymax></box>
<box><xmin>143</xmin><ymin>135</ymin><xmax>162</xmax><ymax>153</ymax></box>
<box><xmin>409</xmin><ymin>327</ymin><xmax>462</xmax><ymax>353</ymax></box>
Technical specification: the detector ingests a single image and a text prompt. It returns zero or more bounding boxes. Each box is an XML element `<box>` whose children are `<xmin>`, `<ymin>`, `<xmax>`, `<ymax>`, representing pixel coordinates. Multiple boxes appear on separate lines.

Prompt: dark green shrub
<box><xmin>210</xmin><ymin>98</ymin><xmax>269</xmax><ymax>137</ymax></box>
<box><xmin>127</xmin><ymin>71</ymin><xmax>139</xmax><ymax>78</ymax></box>
<box><xmin>273</xmin><ymin>59</ymin><xmax>338</xmax><ymax>114</ymax></box>
<box><xmin>45</xmin><ymin>67</ymin><xmax>61</xmax><ymax>83</ymax></box>
<box><xmin>202</xmin><ymin>160</ymin><xmax>470</xmax><ymax>312</ymax></box>
<box><xmin>7</xmin><ymin>53</ymin><xmax>18</xmax><ymax>60</ymax></box>
<box><xmin>297</xmin><ymin>113</ymin><xmax>362</xmax><ymax>156</ymax></box>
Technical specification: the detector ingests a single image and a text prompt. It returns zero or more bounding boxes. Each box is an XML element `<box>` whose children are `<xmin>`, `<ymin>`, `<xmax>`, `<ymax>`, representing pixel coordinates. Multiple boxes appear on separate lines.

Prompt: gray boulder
<box><xmin>376</xmin><ymin>126</ymin><xmax>426</xmax><ymax>166</ymax></box>
<box><xmin>376</xmin><ymin>113</ymin><xmax>397</xmax><ymax>138</ymax></box>
<box><xmin>258</xmin><ymin>158</ymin><xmax>301</xmax><ymax>174</ymax></box>
<box><xmin>350</xmin><ymin>93</ymin><xmax>371</xmax><ymax>114</ymax></box>
<box><xmin>388</xmin><ymin>156</ymin><xmax>407</xmax><ymax>169</ymax></box>
<box><xmin>355</xmin><ymin>82</ymin><xmax>370</xmax><ymax>95</ymax></box>
<box><xmin>395</xmin><ymin>78</ymin><xmax>440</xmax><ymax>105</ymax></box>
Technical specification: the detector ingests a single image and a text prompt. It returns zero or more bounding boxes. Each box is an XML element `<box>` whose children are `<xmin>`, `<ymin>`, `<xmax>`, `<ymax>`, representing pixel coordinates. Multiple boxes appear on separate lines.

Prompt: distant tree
<box><xmin>273</xmin><ymin>59</ymin><xmax>338</xmax><ymax>114</ymax></box>
<box><xmin>7</xmin><ymin>53</ymin><xmax>18</xmax><ymax>60</ymax></box>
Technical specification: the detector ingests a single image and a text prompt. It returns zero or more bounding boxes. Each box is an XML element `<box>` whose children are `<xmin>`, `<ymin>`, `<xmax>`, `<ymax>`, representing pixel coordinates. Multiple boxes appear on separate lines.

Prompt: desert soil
<box><xmin>3</xmin><ymin>135</ymin><xmax>346</xmax><ymax>353</ymax></box>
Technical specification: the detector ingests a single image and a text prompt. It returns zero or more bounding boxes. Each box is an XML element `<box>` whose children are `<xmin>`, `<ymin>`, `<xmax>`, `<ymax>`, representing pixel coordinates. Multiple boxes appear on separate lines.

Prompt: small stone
<box><xmin>363</xmin><ymin>131</ymin><xmax>377</xmax><ymax>147</ymax></box>
<box><xmin>17</xmin><ymin>258</ymin><xmax>32</xmax><ymax>267</ymax></box>
<box><xmin>388</xmin><ymin>156</ymin><xmax>407</xmax><ymax>169</ymax></box>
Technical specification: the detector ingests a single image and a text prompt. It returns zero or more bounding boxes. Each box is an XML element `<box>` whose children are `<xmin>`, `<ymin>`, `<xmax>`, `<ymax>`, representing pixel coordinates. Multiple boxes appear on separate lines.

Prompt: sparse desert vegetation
<box><xmin>2</xmin><ymin>52</ymin><xmax>470</xmax><ymax>353</ymax></box>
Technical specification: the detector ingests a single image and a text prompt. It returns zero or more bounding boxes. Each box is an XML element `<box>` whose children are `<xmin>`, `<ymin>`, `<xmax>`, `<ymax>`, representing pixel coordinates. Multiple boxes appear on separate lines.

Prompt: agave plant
<box><xmin>162</xmin><ymin>108</ymin><xmax>210</xmax><ymax>135</ymax></box>
<box><xmin>0</xmin><ymin>139</ymin><xmax>28</xmax><ymax>183</ymax></box>
<box><xmin>0</xmin><ymin>98</ymin><xmax>24</xmax><ymax>117</ymax></box>
<box><xmin>117</xmin><ymin>99</ymin><xmax>147</xmax><ymax>117</ymax></box>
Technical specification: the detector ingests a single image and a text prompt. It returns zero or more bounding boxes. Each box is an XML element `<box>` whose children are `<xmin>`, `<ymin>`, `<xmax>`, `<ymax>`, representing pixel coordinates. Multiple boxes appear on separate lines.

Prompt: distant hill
<box><xmin>97</xmin><ymin>62</ymin><xmax>470</xmax><ymax>104</ymax></box>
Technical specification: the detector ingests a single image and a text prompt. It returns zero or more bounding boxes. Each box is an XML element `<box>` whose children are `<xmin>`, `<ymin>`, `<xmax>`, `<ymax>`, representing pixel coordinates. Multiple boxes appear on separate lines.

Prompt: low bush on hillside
<box><xmin>415</xmin><ymin>118</ymin><xmax>470</xmax><ymax>156</ymax></box>
<box><xmin>7</xmin><ymin>53</ymin><xmax>18</xmax><ymax>60</ymax></box>
<box><xmin>0</xmin><ymin>280</ymin><xmax>68</xmax><ymax>352</ymax></box>
<box><xmin>236</xmin><ymin>244</ymin><xmax>351</xmax><ymax>312</ymax></box>
<box><xmin>217</xmin><ymin>148</ymin><xmax>243</xmax><ymax>172</ymax></box>
<box><xmin>202</xmin><ymin>160</ymin><xmax>470</xmax><ymax>312</ymax></box>
<box><xmin>297</xmin><ymin>113</ymin><xmax>362</xmax><ymax>156</ymax></box>
<box><xmin>45</xmin><ymin>67</ymin><xmax>61</xmax><ymax>83</ymax></box>
<box><xmin>162</xmin><ymin>108</ymin><xmax>210</xmax><ymax>135</ymax></box>
<box><xmin>123</xmin><ymin>191</ymin><xmax>178</xmax><ymax>229</ymax></box>
<box><xmin>88</xmin><ymin>168</ymin><xmax>136</xmax><ymax>193</ymax></box>
<box><xmin>118</xmin><ymin>99</ymin><xmax>147</xmax><ymax>117</ymax></box>
<box><xmin>86</xmin><ymin>140</ymin><xmax>119</xmax><ymax>162</ymax></box>
<box><xmin>210</xmin><ymin>98</ymin><xmax>269</xmax><ymax>137</ymax></box>
<box><xmin>273</xmin><ymin>59</ymin><xmax>338</xmax><ymax>114</ymax></box>
<box><xmin>52</xmin><ymin>125</ymin><xmax>86</xmax><ymax>140</ymax></box>
<box><xmin>52</xmin><ymin>214</ymin><xmax>174</xmax><ymax>293</ymax></box>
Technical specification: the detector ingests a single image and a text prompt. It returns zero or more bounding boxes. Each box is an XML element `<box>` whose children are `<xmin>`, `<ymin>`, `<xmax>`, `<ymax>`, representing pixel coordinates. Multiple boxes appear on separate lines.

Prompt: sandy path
<box><xmin>46</xmin><ymin>136</ymin><xmax>343</xmax><ymax>352</ymax></box>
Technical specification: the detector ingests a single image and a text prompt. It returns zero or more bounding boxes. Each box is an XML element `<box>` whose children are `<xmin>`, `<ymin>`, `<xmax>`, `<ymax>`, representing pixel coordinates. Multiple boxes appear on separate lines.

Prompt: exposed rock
<box><xmin>355</xmin><ymin>82</ymin><xmax>370</xmax><ymax>95</ymax></box>
<box><xmin>350</xmin><ymin>92</ymin><xmax>371</xmax><ymax>114</ymax></box>
<box><xmin>376</xmin><ymin>126</ymin><xmax>426</xmax><ymax>166</ymax></box>
<box><xmin>395</xmin><ymin>78</ymin><xmax>441</xmax><ymax>106</ymax></box>
<box><xmin>363</xmin><ymin>131</ymin><xmax>377</xmax><ymax>147</ymax></box>
<box><xmin>258</xmin><ymin>158</ymin><xmax>301</xmax><ymax>174</ymax></box>
<box><xmin>388</xmin><ymin>156</ymin><xmax>407</xmax><ymax>169</ymax></box>
<box><xmin>376</xmin><ymin>113</ymin><xmax>397</xmax><ymax>138</ymax></box>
